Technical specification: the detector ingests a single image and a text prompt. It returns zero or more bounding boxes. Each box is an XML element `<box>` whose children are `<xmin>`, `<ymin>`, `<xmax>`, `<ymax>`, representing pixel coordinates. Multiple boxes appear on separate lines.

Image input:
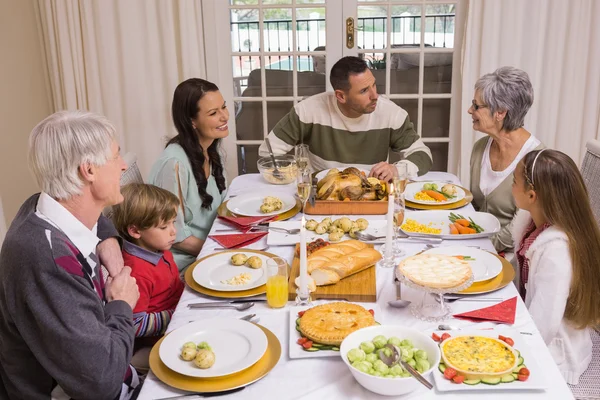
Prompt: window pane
<box><xmin>389</xmin><ymin>59</ymin><xmax>418</xmax><ymax>94</ymax></box>
<box><xmin>237</xmin><ymin>145</ymin><xmax>260</xmax><ymax>175</ymax></box>
<box><xmin>297</xmin><ymin>0</ymin><xmax>325</xmax><ymax>4</ymax></box>
<box><xmin>425</xmin><ymin>4</ymin><xmax>456</xmax><ymax>48</ymax></box>
<box><xmin>267</xmin><ymin>101</ymin><xmax>294</xmax><ymax>133</ymax></box>
<box><xmin>231</xmin><ymin>0</ymin><xmax>258</xmax><ymax>5</ymax></box>
<box><xmin>230</xmin><ymin>9</ymin><xmax>259</xmax><ymax>52</ymax></box>
<box><xmin>232</xmin><ymin>56</ymin><xmax>261</xmax><ymax>97</ymax></box>
<box><xmin>360</xmin><ymin>53</ymin><xmax>386</xmax><ymax>95</ymax></box>
<box><xmin>423</xmin><ymin>53</ymin><xmax>453</xmax><ymax>94</ymax></box>
<box><xmin>358</xmin><ymin>6</ymin><xmax>388</xmax><ymax>50</ymax></box>
<box><xmin>296</xmin><ymin>8</ymin><xmax>326</xmax><ymax>51</ymax></box>
<box><xmin>391</xmin><ymin>5</ymin><xmax>422</xmax><ymax>46</ymax></box>
<box><xmin>234</xmin><ymin>101</ymin><xmax>263</xmax><ymax>141</ymax></box>
<box><xmin>264</xmin><ymin>55</ymin><xmax>293</xmax><ymax>96</ymax></box>
<box><xmin>298</xmin><ymin>56</ymin><xmax>326</xmax><ymax>97</ymax></box>
<box><xmin>263</xmin><ymin>0</ymin><xmax>292</xmax><ymax>4</ymax></box>
<box><xmin>427</xmin><ymin>142</ymin><xmax>449</xmax><ymax>172</ymax></box>
<box><xmin>263</xmin><ymin>8</ymin><xmax>292</xmax><ymax>52</ymax></box>
<box><xmin>422</xmin><ymin>99</ymin><xmax>450</xmax><ymax>138</ymax></box>
<box><xmin>391</xmin><ymin>99</ymin><xmax>418</xmax><ymax>132</ymax></box>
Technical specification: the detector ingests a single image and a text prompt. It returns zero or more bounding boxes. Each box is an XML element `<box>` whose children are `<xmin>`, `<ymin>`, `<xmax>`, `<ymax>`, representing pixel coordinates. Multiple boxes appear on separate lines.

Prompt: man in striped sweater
<box><xmin>258</xmin><ymin>56</ymin><xmax>433</xmax><ymax>181</ymax></box>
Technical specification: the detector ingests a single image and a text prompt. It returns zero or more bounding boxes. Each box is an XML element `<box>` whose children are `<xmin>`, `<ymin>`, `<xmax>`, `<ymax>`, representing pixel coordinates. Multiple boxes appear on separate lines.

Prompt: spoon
<box><xmin>188</xmin><ymin>302</ymin><xmax>254</xmax><ymax>311</ymax></box>
<box><xmin>388</xmin><ymin>278</ymin><xmax>411</xmax><ymax>308</ymax></box>
<box><xmin>264</xmin><ymin>138</ymin><xmax>285</xmax><ymax>181</ymax></box>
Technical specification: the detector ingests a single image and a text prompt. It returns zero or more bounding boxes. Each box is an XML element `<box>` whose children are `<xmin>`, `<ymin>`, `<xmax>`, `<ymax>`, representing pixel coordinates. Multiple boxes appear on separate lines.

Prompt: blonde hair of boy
<box><xmin>522</xmin><ymin>149</ymin><xmax>600</xmax><ymax>329</ymax></box>
<box><xmin>112</xmin><ymin>183</ymin><xmax>180</xmax><ymax>243</ymax></box>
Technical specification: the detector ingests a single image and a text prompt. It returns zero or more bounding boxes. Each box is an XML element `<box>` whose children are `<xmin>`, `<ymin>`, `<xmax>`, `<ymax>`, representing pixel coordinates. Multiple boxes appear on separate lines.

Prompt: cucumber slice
<box><xmin>303</xmin><ymin>347</ymin><xmax>320</xmax><ymax>352</ymax></box>
<box><xmin>512</xmin><ymin>365</ymin><xmax>523</xmax><ymax>373</ymax></box>
<box><xmin>438</xmin><ymin>363</ymin><xmax>446</xmax><ymax>373</ymax></box>
<box><xmin>295</xmin><ymin>326</ymin><xmax>301</xmax><ymax>332</ymax></box>
<box><xmin>331</xmin><ymin>347</ymin><xmax>340</xmax><ymax>351</ymax></box>
<box><xmin>311</xmin><ymin>343</ymin><xmax>326</xmax><ymax>348</ymax></box>
<box><xmin>464</xmin><ymin>379</ymin><xmax>481</xmax><ymax>385</ymax></box>
<box><xmin>296</xmin><ymin>318</ymin><xmax>301</xmax><ymax>326</ymax></box>
<box><xmin>512</xmin><ymin>373</ymin><xmax>518</xmax><ymax>379</ymax></box>
<box><xmin>518</xmin><ymin>356</ymin><xmax>524</xmax><ymax>366</ymax></box>
<box><xmin>515</xmin><ymin>349</ymin><xmax>521</xmax><ymax>357</ymax></box>
<box><xmin>501</xmin><ymin>374</ymin><xmax>516</xmax><ymax>383</ymax></box>
<box><xmin>481</xmin><ymin>377</ymin><xmax>501</xmax><ymax>385</ymax></box>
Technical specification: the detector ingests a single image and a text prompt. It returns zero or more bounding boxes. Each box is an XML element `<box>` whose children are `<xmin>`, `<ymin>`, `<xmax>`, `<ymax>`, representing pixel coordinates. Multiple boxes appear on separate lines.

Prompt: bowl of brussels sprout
<box><xmin>340</xmin><ymin>326</ymin><xmax>440</xmax><ymax>396</ymax></box>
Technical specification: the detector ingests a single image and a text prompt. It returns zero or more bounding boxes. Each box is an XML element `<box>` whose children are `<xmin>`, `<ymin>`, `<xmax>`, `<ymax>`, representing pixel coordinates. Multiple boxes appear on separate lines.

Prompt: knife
<box><xmin>309</xmin><ymin>176</ymin><xmax>318</xmax><ymax>207</ymax></box>
<box><xmin>399</xmin><ymin>360</ymin><xmax>433</xmax><ymax>390</ymax></box>
<box><xmin>188</xmin><ymin>299</ymin><xmax>266</xmax><ymax>307</ymax></box>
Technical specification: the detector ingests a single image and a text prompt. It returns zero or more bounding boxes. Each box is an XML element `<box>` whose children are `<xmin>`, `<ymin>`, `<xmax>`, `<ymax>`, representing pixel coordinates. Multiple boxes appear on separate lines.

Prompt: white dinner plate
<box><xmin>401</xmin><ymin>210</ymin><xmax>500</xmax><ymax>239</ymax></box>
<box><xmin>422</xmin><ymin>246</ymin><xmax>503</xmax><ymax>283</ymax></box>
<box><xmin>289</xmin><ymin>303</ymin><xmax>383</xmax><ymax>359</ymax></box>
<box><xmin>267</xmin><ymin>218</ymin><xmax>387</xmax><ymax>246</ymax></box>
<box><xmin>405</xmin><ymin>181</ymin><xmax>466</xmax><ymax>205</ymax></box>
<box><xmin>431</xmin><ymin>328</ymin><xmax>547</xmax><ymax>392</ymax></box>
<box><xmin>226</xmin><ymin>192</ymin><xmax>296</xmax><ymax>217</ymax></box>
<box><xmin>315</xmin><ymin>165</ymin><xmax>370</xmax><ymax>181</ymax></box>
<box><xmin>159</xmin><ymin>318</ymin><xmax>268</xmax><ymax>378</ymax></box>
<box><xmin>192</xmin><ymin>251</ymin><xmax>270</xmax><ymax>291</ymax></box>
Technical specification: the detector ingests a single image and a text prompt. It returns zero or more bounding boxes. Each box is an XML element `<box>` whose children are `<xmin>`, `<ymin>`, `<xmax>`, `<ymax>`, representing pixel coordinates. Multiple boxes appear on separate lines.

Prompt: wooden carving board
<box><xmin>304</xmin><ymin>200</ymin><xmax>387</xmax><ymax>215</ymax></box>
<box><xmin>288</xmin><ymin>244</ymin><xmax>377</xmax><ymax>302</ymax></box>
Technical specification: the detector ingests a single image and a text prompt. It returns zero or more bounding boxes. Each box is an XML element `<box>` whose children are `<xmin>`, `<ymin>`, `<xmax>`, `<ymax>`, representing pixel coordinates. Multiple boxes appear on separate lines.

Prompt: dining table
<box><xmin>137</xmin><ymin>171</ymin><xmax>574</xmax><ymax>400</ymax></box>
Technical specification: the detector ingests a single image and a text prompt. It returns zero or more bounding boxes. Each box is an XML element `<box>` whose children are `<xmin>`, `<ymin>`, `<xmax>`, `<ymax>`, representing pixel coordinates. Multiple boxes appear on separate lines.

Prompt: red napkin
<box><xmin>453</xmin><ymin>297</ymin><xmax>517</xmax><ymax>324</ymax></box>
<box><xmin>208</xmin><ymin>232</ymin><xmax>267</xmax><ymax>249</ymax></box>
<box><xmin>218</xmin><ymin>216</ymin><xmax>274</xmax><ymax>233</ymax></box>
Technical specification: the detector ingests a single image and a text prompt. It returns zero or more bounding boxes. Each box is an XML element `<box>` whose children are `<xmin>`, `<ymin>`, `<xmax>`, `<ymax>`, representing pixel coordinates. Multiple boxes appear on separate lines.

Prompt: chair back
<box><xmin>581</xmin><ymin>139</ymin><xmax>600</xmax><ymax>226</ymax></box>
<box><xmin>103</xmin><ymin>152</ymin><xmax>144</xmax><ymax>219</ymax></box>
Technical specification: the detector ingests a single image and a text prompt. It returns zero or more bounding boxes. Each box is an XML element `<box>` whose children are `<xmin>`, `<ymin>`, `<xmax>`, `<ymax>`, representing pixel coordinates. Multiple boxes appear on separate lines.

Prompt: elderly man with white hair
<box><xmin>0</xmin><ymin>111</ymin><xmax>141</xmax><ymax>400</ymax></box>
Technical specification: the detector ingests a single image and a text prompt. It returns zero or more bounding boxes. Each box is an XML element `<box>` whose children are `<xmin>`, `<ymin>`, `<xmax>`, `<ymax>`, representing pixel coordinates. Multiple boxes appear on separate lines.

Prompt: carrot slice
<box><xmin>424</xmin><ymin>190</ymin><xmax>446</xmax><ymax>202</ymax></box>
<box><xmin>449</xmin><ymin>223</ymin><xmax>459</xmax><ymax>234</ymax></box>
<box><xmin>455</xmin><ymin>219</ymin><xmax>471</xmax><ymax>227</ymax></box>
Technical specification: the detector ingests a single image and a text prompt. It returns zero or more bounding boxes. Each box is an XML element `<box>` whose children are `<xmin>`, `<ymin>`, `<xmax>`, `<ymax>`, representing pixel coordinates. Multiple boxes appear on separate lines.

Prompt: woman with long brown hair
<box><xmin>149</xmin><ymin>78</ymin><xmax>229</xmax><ymax>271</ymax></box>
<box><xmin>511</xmin><ymin>149</ymin><xmax>600</xmax><ymax>385</ymax></box>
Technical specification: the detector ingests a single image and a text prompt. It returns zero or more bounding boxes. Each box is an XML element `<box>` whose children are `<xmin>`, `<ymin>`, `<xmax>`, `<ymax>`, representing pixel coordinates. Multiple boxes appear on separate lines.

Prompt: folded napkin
<box><xmin>453</xmin><ymin>296</ymin><xmax>517</xmax><ymax>324</ymax></box>
<box><xmin>218</xmin><ymin>216</ymin><xmax>274</xmax><ymax>233</ymax></box>
<box><xmin>208</xmin><ymin>232</ymin><xmax>267</xmax><ymax>249</ymax></box>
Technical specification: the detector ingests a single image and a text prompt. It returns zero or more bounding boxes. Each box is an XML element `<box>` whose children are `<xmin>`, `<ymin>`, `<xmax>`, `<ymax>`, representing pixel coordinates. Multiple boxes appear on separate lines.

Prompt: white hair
<box><xmin>28</xmin><ymin>110</ymin><xmax>116</xmax><ymax>200</ymax></box>
<box><xmin>475</xmin><ymin>66</ymin><xmax>534</xmax><ymax>132</ymax></box>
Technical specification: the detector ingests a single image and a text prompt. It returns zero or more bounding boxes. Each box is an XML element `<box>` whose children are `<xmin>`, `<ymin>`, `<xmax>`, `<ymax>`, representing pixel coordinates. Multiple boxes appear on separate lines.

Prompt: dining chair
<box><xmin>580</xmin><ymin>139</ymin><xmax>600</xmax><ymax>226</ymax></box>
<box><xmin>569</xmin><ymin>329</ymin><xmax>600</xmax><ymax>399</ymax></box>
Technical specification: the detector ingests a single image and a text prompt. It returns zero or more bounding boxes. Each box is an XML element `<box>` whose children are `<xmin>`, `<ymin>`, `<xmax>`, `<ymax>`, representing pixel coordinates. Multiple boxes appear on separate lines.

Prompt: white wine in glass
<box><xmin>296</xmin><ymin>157</ymin><xmax>309</xmax><ymax>171</ymax></box>
<box><xmin>393</xmin><ymin>209</ymin><xmax>405</xmax><ymax>228</ymax></box>
<box><xmin>297</xmin><ymin>182</ymin><xmax>311</xmax><ymax>203</ymax></box>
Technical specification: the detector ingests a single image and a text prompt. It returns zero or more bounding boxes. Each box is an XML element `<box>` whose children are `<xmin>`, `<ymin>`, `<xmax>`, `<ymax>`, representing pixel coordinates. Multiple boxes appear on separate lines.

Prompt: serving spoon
<box><xmin>388</xmin><ymin>278</ymin><xmax>411</xmax><ymax>308</ymax></box>
<box><xmin>264</xmin><ymin>138</ymin><xmax>285</xmax><ymax>181</ymax></box>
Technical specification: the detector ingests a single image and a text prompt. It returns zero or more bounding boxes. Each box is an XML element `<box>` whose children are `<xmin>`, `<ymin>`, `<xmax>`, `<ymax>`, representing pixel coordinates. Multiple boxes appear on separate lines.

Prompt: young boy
<box><xmin>112</xmin><ymin>183</ymin><xmax>184</xmax><ymax>344</ymax></box>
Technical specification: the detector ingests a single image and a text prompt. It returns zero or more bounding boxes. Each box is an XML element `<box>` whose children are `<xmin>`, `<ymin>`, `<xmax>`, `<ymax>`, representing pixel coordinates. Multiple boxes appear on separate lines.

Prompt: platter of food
<box><xmin>422</xmin><ymin>246</ymin><xmax>503</xmax><ymax>283</ymax></box>
<box><xmin>288</xmin><ymin>302</ymin><xmax>381</xmax><ymax>359</ymax></box>
<box><xmin>430</xmin><ymin>329</ymin><xmax>546</xmax><ymax>392</ymax></box>
<box><xmin>405</xmin><ymin>182</ymin><xmax>465</xmax><ymax>205</ymax></box>
<box><xmin>192</xmin><ymin>251</ymin><xmax>272</xmax><ymax>292</ymax></box>
<box><xmin>226</xmin><ymin>193</ymin><xmax>296</xmax><ymax>217</ymax></box>
<box><xmin>158</xmin><ymin>318</ymin><xmax>268</xmax><ymax>378</ymax></box>
<box><xmin>400</xmin><ymin>210</ymin><xmax>500</xmax><ymax>239</ymax></box>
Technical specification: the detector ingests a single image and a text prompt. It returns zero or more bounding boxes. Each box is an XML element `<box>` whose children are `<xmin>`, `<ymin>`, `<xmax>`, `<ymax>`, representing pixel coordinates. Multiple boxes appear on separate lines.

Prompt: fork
<box><xmin>212</xmin><ymin>246</ymin><xmax>270</xmax><ymax>251</ymax></box>
<box><xmin>255</xmin><ymin>226</ymin><xmax>300</xmax><ymax>235</ymax></box>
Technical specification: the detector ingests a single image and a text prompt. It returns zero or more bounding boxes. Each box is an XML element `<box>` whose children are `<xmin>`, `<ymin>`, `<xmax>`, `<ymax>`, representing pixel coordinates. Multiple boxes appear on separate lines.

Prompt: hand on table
<box><xmin>105</xmin><ymin>266</ymin><xmax>140</xmax><ymax>310</ymax></box>
<box><xmin>369</xmin><ymin>162</ymin><xmax>398</xmax><ymax>183</ymax></box>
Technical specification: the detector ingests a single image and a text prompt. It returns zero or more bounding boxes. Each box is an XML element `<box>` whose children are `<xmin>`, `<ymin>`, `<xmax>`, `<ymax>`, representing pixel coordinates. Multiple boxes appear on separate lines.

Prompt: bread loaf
<box><xmin>307</xmin><ymin>240</ymin><xmax>382</xmax><ymax>286</ymax></box>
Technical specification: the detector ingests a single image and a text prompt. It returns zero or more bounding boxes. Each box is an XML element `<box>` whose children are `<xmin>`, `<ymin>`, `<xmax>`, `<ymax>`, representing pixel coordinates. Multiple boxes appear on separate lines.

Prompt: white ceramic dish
<box><xmin>432</xmin><ymin>328</ymin><xmax>547</xmax><ymax>392</ymax></box>
<box><xmin>340</xmin><ymin>325</ymin><xmax>440</xmax><ymax>396</ymax></box>
<box><xmin>422</xmin><ymin>246</ymin><xmax>503</xmax><ymax>283</ymax></box>
<box><xmin>401</xmin><ymin>210</ymin><xmax>500</xmax><ymax>240</ymax></box>
<box><xmin>192</xmin><ymin>251</ymin><xmax>270</xmax><ymax>291</ymax></box>
<box><xmin>405</xmin><ymin>181</ymin><xmax>465</xmax><ymax>205</ymax></box>
<box><xmin>289</xmin><ymin>303</ymin><xmax>382</xmax><ymax>360</ymax></box>
<box><xmin>159</xmin><ymin>318</ymin><xmax>268</xmax><ymax>378</ymax></box>
<box><xmin>226</xmin><ymin>192</ymin><xmax>296</xmax><ymax>217</ymax></box>
<box><xmin>267</xmin><ymin>218</ymin><xmax>387</xmax><ymax>246</ymax></box>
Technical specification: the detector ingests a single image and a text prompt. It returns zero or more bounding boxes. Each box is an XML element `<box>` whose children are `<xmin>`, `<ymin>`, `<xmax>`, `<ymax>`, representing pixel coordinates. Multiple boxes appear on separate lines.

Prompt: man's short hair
<box><xmin>111</xmin><ymin>183</ymin><xmax>180</xmax><ymax>242</ymax></box>
<box><xmin>329</xmin><ymin>56</ymin><xmax>369</xmax><ymax>91</ymax></box>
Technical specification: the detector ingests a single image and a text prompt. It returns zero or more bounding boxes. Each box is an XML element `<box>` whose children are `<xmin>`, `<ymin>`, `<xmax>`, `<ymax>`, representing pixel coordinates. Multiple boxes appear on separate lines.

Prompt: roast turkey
<box><xmin>316</xmin><ymin>167</ymin><xmax>387</xmax><ymax>201</ymax></box>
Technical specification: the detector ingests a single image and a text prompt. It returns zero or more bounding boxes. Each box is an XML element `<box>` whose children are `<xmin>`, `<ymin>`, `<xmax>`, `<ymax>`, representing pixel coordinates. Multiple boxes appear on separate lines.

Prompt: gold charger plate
<box><xmin>185</xmin><ymin>249</ymin><xmax>282</xmax><ymax>298</ymax></box>
<box><xmin>150</xmin><ymin>323</ymin><xmax>281</xmax><ymax>392</ymax></box>
<box><xmin>405</xmin><ymin>184</ymin><xmax>474</xmax><ymax>210</ymax></box>
<box><xmin>217</xmin><ymin>198</ymin><xmax>301</xmax><ymax>221</ymax></box>
<box><xmin>458</xmin><ymin>252</ymin><xmax>515</xmax><ymax>294</ymax></box>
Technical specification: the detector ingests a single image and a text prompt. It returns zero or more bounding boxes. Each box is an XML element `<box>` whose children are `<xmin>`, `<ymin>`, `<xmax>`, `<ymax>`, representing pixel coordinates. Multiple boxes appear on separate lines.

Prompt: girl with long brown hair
<box><xmin>511</xmin><ymin>149</ymin><xmax>600</xmax><ymax>385</ymax></box>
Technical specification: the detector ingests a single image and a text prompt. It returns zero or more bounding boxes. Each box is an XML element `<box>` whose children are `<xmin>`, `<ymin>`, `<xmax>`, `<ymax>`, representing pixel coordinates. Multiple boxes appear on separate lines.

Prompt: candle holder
<box><xmin>378</xmin><ymin>252</ymin><xmax>397</xmax><ymax>269</ymax></box>
<box><xmin>294</xmin><ymin>287</ymin><xmax>312</xmax><ymax>306</ymax></box>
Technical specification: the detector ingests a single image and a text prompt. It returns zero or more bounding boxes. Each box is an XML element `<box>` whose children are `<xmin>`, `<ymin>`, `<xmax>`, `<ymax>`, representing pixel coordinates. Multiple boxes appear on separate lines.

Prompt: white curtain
<box><xmin>0</xmin><ymin>197</ymin><xmax>6</xmax><ymax>247</ymax></box>
<box><xmin>36</xmin><ymin>0</ymin><xmax>207</xmax><ymax>177</ymax></box>
<box><xmin>458</xmin><ymin>0</ymin><xmax>600</xmax><ymax>185</ymax></box>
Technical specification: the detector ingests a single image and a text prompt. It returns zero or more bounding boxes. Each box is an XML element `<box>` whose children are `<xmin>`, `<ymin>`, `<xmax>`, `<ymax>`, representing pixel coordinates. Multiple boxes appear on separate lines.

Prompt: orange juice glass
<box><xmin>266</xmin><ymin>257</ymin><xmax>288</xmax><ymax>308</ymax></box>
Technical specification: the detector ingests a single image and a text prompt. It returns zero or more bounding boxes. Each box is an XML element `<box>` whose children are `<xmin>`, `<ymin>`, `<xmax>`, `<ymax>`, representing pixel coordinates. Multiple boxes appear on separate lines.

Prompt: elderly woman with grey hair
<box><xmin>0</xmin><ymin>111</ymin><xmax>141</xmax><ymax>399</ymax></box>
<box><xmin>469</xmin><ymin>66</ymin><xmax>544</xmax><ymax>253</ymax></box>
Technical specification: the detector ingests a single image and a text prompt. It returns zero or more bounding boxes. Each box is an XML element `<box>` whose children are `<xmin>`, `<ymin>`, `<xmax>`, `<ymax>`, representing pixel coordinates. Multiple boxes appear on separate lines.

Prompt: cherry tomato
<box><xmin>443</xmin><ymin>367</ymin><xmax>457</xmax><ymax>380</ymax></box>
<box><xmin>498</xmin><ymin>335</ymin><xmax>507</xmax><ymax>341</ymax></box>
<box><xmin>441</xmin><ymin>333</ymin><xmax>451</xmax><ymax>341</ymax></box>
<box><xmin>502</xmin><ymin>337</ymin><xmax>515</xmax><ymax>347</ymax></box>
<box><xmin>431</xmin><ymin>333</ymin><xmax>441</xmax><ymax>342</ymax></box>
<box><xmin>452</xmin><ymin>375</ymin><xmax>465</xmax><ymax>384</ymax></box>
<box><xmin>368</xmin><ymin>309</ymin><xmax>375</xmax><ymax>316</ymax></box>
<box><xmin>297</xmin><ymin>337</ymin><xmax>308</xmax><ymax>345</ymax></box>
<box><xmin>517</xmin><ymin>374</ymin><xmax>529</xmax><ymax>382</ymax></box>
<box><xmin>298</xmin><ymin>311</ymin><xmax>305</xmax><ymax>317</ymax></box>
<box><xmin>302</xmin><ymin>341</ymin><xmax>313</xmax><ymax>349</ymax></box>
<box><xmin>518</xmin><ymin>367</ymin><xmax>530</xmax><ymax>377</ymax></box>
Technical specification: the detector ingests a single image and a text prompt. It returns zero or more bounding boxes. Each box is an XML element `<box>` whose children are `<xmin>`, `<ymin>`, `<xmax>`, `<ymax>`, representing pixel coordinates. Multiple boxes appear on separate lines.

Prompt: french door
<box><xmin>203</xmin><ymin>0</ymin><xmax>463</xmax><ymax>180</ymax></box>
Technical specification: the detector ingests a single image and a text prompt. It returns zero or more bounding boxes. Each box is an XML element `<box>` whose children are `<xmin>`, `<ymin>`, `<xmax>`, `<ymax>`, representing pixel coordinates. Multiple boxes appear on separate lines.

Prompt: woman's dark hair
<box><xmin>167</xmin><ymin>78</ymin><xmax>226</xmax><ymax>209</ymax></box>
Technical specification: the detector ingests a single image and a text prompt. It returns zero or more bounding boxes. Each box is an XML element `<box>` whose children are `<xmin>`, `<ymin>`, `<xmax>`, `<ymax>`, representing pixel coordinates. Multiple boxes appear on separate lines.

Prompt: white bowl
<box><xmin>340</xmin><ymin>325</ymin><xmax>440</xmax><ymax>396</ymax></box>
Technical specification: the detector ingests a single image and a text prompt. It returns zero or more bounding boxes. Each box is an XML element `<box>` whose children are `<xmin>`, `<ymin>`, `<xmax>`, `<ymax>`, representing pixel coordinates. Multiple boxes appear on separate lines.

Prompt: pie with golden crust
<box><xmin>298</xmin><ymin>302</ymin><xmax>376</xmax><ymax>346</ymax></box>
<box><xmin>397</xmin><ymin>254</ymin><xmax>472</xmax><ymax>289</ymax></box>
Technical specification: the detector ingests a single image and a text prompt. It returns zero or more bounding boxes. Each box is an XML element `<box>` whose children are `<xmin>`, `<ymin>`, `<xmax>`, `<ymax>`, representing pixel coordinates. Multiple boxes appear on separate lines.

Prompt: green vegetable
<box><xmin>407</xmin><ymin>358</ymin><xmax>416</xmax><ymax>368</ymax></box>
<box><xmin>352</xmin><ymin>360</ymin><xmax>372</xmax><ymax>373</ymax></box>
<box><xmin>365</xmin><ymin>353</ymin><xmax>378</xmax><ymax>363</ymax></box>
<box><xmin>387</xmin><ymin>336</ymin><xmax>402</xmax><ymax>347</ymax></box>
<box><xmin>414</xmin><ymin>349</ymin><xmax>428</xmax><ymax>360</ymax></box>
<box><xmin>347</xmin><ymin>348</ymin><xmax>366</xmax><ymax>363</ymax></box>
<box><xmin>400</xmin><ymin>347</ymin><xmax>414</xmax><ymax>362</ymax></box>
<box><xmin>182</xmin><ymin>342</ymin><xmax>196</xmax><ymax>350</ymax></box>
<box><xmin>360</xmin><ymin>341</ymin><xmax>376</xmax><ymax>354</ymax></box>
<box><xmin>438</xmin><ymin>363</ymin><xmax>446</xmax><ymax>373</ymax></box>
<box><xmin>481</xmin><ymin>377</ymin><xmax>502</xmax><ymax>385</ymax></box>
<box><xmin>400</xmin><ymin>339</ymin><xmax>413</xmax><ymax>348</ymax></box>
<box><xmin>501</xmin><ymin>374</ymin><xmax>516</xmax><ymax>383</ymax></box>
<box><xmin>415</xmin><ymin>358</ymin><xmax>430</xmax><ymax>373</ymax></box>
<box><xmin>303</xmin><ymin>347</ymin><xmax>319</xmax><ymax>352</ymax></box>
<box><xmin>371</xmin><ymin>370</ymin><xmax>384</xmax><ymax>377</ymax></box>
<box><xmin>197</xmin><ymin>341</ymin><xmax>212</xmax><ymax>351</ymax></box>
<box><xmin>373</xmin><ymin>360</ymin><xmax>390</xmax><ymax>374</ymax></box>
<box><xmin>372</xmin><ymin>335</ymin><xmax>387</xmax><ymax>349</ymax></box>
<box><xmin>464</xmin><ymin>379</ymin><xmax>482</xmax><ymax>385</ymax></box>
<box><xmin>389</xmin><ymin>365</ymin><xmax>404</xmax><ymax>376</ymax></box>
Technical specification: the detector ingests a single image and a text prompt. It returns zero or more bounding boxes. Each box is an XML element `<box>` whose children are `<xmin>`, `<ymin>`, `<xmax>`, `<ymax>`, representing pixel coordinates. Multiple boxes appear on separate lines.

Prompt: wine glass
<box><xmin>295</xmin><ymin>144</ymin><xmax>310</xmax><ymax>173</ymax></box>
<box><xmin>392</xmin><ymin>193</ymin><xmax>406</xmax><ymax>257</ymax></box>
<box><xmin>393</xmin><ymin>163</ymin><xmax>408</xmax><ymax>194</ymax></box>
<box><xmin>296</xmin><ymin>169</ymin><xmax>311</xmax><ymax>215</ymax></box>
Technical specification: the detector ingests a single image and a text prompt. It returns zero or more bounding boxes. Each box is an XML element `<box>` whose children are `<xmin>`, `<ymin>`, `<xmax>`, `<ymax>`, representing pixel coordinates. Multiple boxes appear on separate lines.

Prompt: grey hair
<box><xmin>28</xmin><ymin>110</ymin><xmax>116</xmax><ymax>200</ymax></box>
<box><xmin>474</xmin><ymin>66</ymin><xmax>534</xmax><ymax>132</ymax></box>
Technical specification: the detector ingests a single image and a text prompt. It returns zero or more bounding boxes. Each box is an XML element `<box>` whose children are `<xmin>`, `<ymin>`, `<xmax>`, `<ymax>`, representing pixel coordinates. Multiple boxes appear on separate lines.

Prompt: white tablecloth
<box><xmin>138</xmin><ymin>172</ymin><xmax>574</xmax><ymax>400</ymax></box>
